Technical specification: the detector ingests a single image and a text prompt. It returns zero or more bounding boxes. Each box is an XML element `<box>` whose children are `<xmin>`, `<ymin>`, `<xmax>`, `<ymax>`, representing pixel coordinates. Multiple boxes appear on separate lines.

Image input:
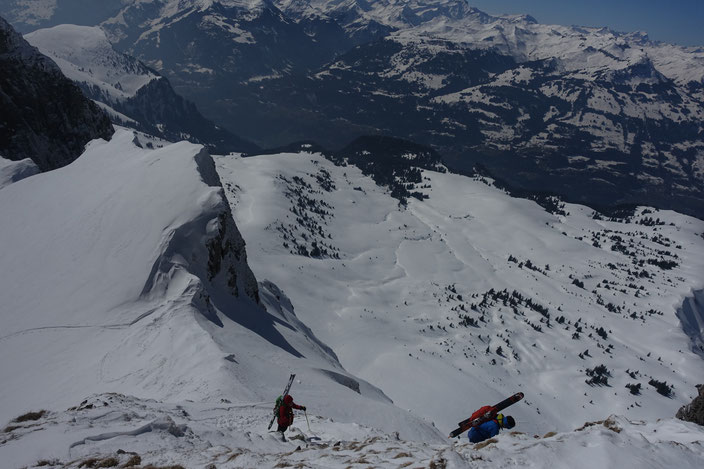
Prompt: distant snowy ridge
<box><xmin>395</xmin><ymin>12</ymin><xmax>704</xmax><ymax>86</ymax></box>
<box><xmin>23</xmin><ymin>23</ymin><xmax>259</xmax><ymax>153</ymax></box>
<box><xmin>0</xmin><ymin>15</ymin><xmax>114</xmax><ymax>170</ymax></box>
<box><xmin>25</xmin><ymin>25</ymin><xmax>158</xmax><ymax>102</ymax></box>
<box><xmin>0</xmin><ymin>155</ymin><xmax>39</xmax><ymax>190</ymax></box>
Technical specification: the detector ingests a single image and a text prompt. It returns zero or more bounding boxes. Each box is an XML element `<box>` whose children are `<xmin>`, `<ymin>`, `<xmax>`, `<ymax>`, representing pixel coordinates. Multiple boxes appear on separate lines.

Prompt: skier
<box><xmin>277</xmin><ymin>394</ymin><xmax>306</xmax><ymax>440</ymax></box>
<box><xmin>449</xmin><ymin>392</ymin><xmax>523</xmax><ymax>438</ymax></box>
<box><xmin>467</xmin><ymin>409</ymin><xmax>515</xmax><ymax>443</ymax></box>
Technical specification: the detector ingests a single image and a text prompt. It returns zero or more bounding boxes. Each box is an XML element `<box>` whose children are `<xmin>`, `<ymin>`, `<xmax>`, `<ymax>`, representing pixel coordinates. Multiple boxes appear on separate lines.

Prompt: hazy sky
<box><xmin>468</xmin><ymin>0</ymin><xmax>704</xmax><ymax>46</ymax></box>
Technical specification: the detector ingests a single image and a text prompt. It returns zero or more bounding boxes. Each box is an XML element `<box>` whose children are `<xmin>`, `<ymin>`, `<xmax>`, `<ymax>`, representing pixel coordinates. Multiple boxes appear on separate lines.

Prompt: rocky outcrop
<box><xmin>0</xmin><ymin>16</ymin><xmax>113</xmax><ymax>171</ymax></box>
<box><xmin>117</xmin><ymin>76</ymin><xmax>259</xmax><ymax>154</ymax></box>
<box><xmin>0</xmin><ymin>155</ymin><xmax>39</xmax><ymax>189</ymax></box>
<box><xmin>676</xmin><ymin>385</ymin><xmax>704</xmax><ymax>426</ymax></box>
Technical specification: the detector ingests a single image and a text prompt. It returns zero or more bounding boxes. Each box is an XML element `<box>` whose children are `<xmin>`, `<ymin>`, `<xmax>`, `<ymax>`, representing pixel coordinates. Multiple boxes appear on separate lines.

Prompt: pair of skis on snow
<box><xmin>448</xmin><ymin>392</ymin><xmax>524</xmax><ymax>438</ymax></box>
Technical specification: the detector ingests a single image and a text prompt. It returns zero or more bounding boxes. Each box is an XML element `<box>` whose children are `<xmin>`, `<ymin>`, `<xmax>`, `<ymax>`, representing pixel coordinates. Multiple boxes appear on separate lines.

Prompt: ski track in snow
<box><xmin>0</xmin><ymin>308</ymin><xmax>159</xmax><ymax>342</ymax></box>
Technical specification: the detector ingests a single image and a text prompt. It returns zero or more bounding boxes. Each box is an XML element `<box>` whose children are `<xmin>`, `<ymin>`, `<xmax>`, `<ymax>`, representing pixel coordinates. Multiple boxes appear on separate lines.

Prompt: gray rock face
<box><xmin>23</xmin><ymin>24</ymin><xmax>258</xmax><ymax>154</ymax></box>
<box><xmin>115</xmin><ymin>75</ymin><xmax>259</xmax><ymax>154</ymax></box>
<box><xmin>676</xmin><ymin>385</ymin><xmax>704</xmax><ymax>426</ymax></box>
<box><xmin>0</xmin><ymin>16</ymin><xmax>114</xmax><ymax>171</ymax></box>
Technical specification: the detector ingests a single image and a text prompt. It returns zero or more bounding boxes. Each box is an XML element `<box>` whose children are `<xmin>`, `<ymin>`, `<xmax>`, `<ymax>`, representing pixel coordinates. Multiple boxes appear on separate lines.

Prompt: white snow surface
<box><xmin>24</xmin><ymin>25</ymin><xmax>158</xmax><ymax>102</ymax></box>
<box><xmin>1</xmin><ymin>137</ymin><xmax>703</xmax><ymax>466</ymax></box>
<box><xmin>2</xmin><ymin>394</ymin><xmax>703</xmax><ymax>468</ymax></box>
<box><xmin>216</xmin><ymin>151</ymin><xmax>704</xmax><ymax>438</ymax></box>
<box><xmin>0</xmin><ymin>130</ymin><xmax>444</xmax><ymax>462</ymax></box>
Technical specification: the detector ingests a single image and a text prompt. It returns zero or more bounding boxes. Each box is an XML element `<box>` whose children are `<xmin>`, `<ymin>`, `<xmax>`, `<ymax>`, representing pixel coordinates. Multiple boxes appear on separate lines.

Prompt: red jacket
<box><xmin>277</xmin><ymin>395</ymin><xmax>304</xmax><ymax>427</ymax></box>
<box><xmin>470</xmin><ymin>405</ymin><xmax>494</xmax><ymax>422</ymax></box>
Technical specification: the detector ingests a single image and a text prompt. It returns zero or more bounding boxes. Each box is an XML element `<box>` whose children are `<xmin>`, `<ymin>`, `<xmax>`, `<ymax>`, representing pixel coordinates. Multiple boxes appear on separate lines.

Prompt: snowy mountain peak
<box><xmin>277</xmin><ymin>0</ymin><xmax>484</xmax><ymax>29</ymax></box>
<box><xmin>25</xmin><ymin>24</ymin><xmax>158</xmax><ymax>101</ymax></box>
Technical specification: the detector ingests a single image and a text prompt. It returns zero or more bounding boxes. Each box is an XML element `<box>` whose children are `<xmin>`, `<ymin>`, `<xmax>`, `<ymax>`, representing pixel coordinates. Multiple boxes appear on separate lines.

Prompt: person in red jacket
<box><xmin>277</xmin><ymin>394</ymin><xmax>306</xmax><ymax>439</ymax></box>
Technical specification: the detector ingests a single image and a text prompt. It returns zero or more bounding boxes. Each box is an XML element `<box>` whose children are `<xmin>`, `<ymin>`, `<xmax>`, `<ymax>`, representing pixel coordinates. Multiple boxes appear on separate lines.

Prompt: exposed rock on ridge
<box><xmin>0</xmin><ymin>15</ymin><xmax>114</xmax><ymax>171</ymax></box>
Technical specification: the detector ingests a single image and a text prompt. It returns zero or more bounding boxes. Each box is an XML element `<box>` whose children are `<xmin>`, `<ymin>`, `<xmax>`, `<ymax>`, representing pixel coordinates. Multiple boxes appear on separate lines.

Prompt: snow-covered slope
<box><xmin>25</xmin><ymin>24</ymin><xmax>158</xmax><ymax>102</ymax></box>
<box><xmin>0</xmin><ymin>130</ymin><xmax>440</xmax><ymax>450</ymax></box>
<box><xmin>23</xmin><ymin>24</ymin><xmax>258</xmax><ymax>153</ymax></box>
<box><xmin>216</xmin><ymin>149</ymin><xmax>704</xmax><ymax>437</ymax></box>
<box><xmin>3</xmin><ymin>395</ymin><xmax>704</xmax><ymax>468</ymax></box>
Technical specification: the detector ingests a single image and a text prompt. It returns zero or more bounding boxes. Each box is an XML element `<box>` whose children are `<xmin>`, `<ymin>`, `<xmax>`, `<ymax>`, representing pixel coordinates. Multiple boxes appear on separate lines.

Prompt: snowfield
<box><xmin>1</xmin><ymin>133</ymin><xmax>703</xmax><ymax>467</ymax></box>
<box><xmin>0</xmin><ymin>130</ymin><xmax>443</xmax><ymax>467</ymax></box>
<box><xmin>216</xmin><ymin>150</ymin><xmax>704</xmax><ymax>436</ymax></box>
<box><xmin>25</xmin><ymin>25</ymin><xmax>159</xmax><ymax>103</ymax></box>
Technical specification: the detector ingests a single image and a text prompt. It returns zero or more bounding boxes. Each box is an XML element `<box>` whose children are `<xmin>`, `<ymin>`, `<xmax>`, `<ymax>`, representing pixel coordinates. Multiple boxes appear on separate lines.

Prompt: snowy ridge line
<box><xmin>1</xmin><ymin>129</ymin><xmax>447</xmax><ymax>465</ymax></box>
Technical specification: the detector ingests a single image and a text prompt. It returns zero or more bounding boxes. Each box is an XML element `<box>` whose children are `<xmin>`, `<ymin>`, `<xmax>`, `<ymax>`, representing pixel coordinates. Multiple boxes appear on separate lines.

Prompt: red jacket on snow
<box><xmin>277</xmin><ymin>395</ymin><xmax>304</xmax><ymax>427</ymax></box>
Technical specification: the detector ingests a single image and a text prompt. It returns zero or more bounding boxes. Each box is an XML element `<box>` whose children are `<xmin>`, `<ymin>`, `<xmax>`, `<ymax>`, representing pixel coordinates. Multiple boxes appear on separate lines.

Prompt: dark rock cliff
<box><xmin>0</xmin><ymin>16</ymin><xmax>113</xmax><ymax>171</ymax></box>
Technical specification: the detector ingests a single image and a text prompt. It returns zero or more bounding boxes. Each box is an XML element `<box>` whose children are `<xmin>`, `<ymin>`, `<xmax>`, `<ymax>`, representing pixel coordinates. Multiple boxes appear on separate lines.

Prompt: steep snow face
<box><xmin>0</xmin><ymin>130</ymin><xmax>441</xmax><ymax>444</ymax></box>
<box><xmin>216</xmin><ymin>151</ymin><xmax>704</xmax><ymax>436</ymax></box>
<box><xmin>25</xmin><ymin>25</ymin><xmax>158</xmax><ymax>102</ymax></box>
<box><xmin>0</xmin><ymin>129</ymin><xmax>255</xmax><ymax>422</ymax></box>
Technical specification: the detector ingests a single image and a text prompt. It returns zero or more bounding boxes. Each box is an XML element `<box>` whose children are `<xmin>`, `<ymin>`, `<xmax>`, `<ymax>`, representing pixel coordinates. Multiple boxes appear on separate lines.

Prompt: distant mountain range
<box><xmin>1</xmin><ymin>0</ymin><xmax>703</xmax><ymax>217</ymax></box>
<box><xmin>23</xmin><ymin>23</ymin><xmax>258</xmax><ymax>154</ymax></box>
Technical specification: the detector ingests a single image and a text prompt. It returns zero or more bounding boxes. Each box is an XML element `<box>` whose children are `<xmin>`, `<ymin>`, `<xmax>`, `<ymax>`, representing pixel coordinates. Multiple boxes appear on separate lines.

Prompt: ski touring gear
<box><xmin>278</xmin><ymin>394</ymin><xmax>305</xmax><ymax>429</ymax></box>
<box><xmin>468</xmin><ymin>419</ymin><xmax>500</xmax><ymax>443</ymax></box>
<box><xmin>268</xmin><ymin>374</ymin><xmax>295</xmax><ymax>430</ymax></box>
<box><xmin>304</xmin><ymin>409</ymin><xmax>312</xmax><ymax>433</ymax></box>
<box><xmin>449</xmin><ymin>392</ymin><xmax>524</xmax><ymax>438</ymax></box>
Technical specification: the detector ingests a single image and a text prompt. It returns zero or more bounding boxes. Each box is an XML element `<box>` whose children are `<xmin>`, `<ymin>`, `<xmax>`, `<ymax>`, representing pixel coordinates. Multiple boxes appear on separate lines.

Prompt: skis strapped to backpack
<box><xmin>448</xmin><ymin>392</ymin><xmax>524</xmax><ymax>438</ymax></box>
<box><xmin>267</xmin><ymin>373</ymin><xmax>296</xmax><ymax>430</ymax></box>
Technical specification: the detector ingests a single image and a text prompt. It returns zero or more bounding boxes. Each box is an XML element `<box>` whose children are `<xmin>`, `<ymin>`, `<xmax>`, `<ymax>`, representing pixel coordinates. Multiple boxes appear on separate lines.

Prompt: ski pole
<box><xmin>305</xmin><ymin>409</ymin><xmax>312</xmax><ymax>433</ymax></box>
